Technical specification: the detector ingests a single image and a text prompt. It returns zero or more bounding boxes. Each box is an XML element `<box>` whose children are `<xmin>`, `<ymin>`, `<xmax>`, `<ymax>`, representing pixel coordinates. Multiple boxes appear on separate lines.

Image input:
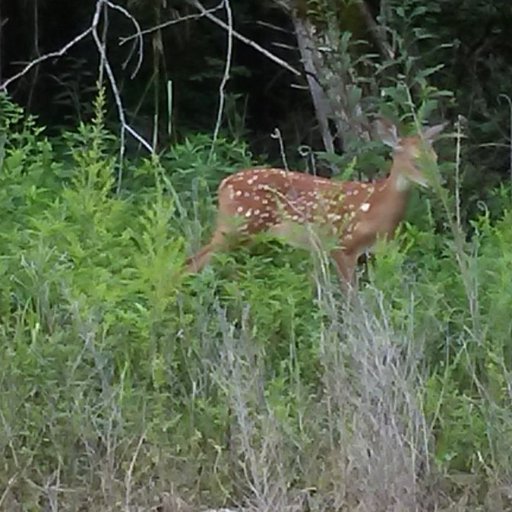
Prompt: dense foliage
<box><xmin>1</xmin><ymin>93</ymin><xmax>512</xmax><ymax>509</ymax></box>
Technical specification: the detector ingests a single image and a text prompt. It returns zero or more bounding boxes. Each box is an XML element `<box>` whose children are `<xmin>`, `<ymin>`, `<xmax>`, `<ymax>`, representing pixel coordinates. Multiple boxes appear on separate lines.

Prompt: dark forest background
<box><xmin>2</xmin><ymin>1</ymin><xmax>512</xmax><ymax>188</ymax></box>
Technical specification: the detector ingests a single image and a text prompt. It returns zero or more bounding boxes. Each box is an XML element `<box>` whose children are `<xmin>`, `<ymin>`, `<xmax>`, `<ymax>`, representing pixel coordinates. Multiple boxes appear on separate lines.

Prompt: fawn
<box><xmin>185</xmin><ymin>120</ymin><xmax>446</xmax><ymax>288</ymax></box>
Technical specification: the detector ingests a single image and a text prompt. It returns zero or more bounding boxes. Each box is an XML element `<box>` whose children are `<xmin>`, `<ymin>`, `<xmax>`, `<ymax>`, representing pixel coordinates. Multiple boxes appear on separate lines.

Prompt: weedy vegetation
<box><xmin>1</xmin><ymin>92</ymin><xmax>512</xmax><ymax>511</ymax></box>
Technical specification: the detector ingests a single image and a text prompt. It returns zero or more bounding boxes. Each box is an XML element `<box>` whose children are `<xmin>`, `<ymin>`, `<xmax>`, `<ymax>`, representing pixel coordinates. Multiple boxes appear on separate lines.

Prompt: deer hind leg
<box><xmin>185</xmin><ymin>221</ymin><xmax>240</xmax><ymax>273</ymax></box>
<box><xmin>185</xmin><ymin>183</ymin><xmax>270</xmax><ymax>274</ymax></box>
<box><xmin>185</xmin><ymin>230</ymin><xmax>225</xmax><ymax>273</ymax></box>
<box><xmin>185</xmin><ymin>202</ymin><xmax>247</xmax><ymax>274</ymax></box>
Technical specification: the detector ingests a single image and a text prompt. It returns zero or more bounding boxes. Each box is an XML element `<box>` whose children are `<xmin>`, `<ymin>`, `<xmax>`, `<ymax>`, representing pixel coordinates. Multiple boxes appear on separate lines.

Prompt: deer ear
<box><xmin>422</xmin><ymin>122</ymin><xmax>447</xmax><ymax>142</ymax></box>
<box><xmin>374</xmin><ymin>119</ymin><xmax>400</xmax><ymax>148</ymax></box>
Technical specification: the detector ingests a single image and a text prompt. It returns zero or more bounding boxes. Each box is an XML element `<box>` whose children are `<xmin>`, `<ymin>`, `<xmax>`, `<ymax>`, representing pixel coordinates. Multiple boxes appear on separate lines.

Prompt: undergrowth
<box><xmin>1</xmin><ymin>94</ymin><xmax>512</xmax><ymax>511</ymax></box>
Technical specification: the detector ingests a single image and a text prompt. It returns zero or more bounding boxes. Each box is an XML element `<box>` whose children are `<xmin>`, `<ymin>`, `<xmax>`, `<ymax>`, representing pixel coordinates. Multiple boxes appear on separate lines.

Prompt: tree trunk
<box><xmin>275</xmin><ymin>0</ymin><xmax>376</xmax><ymax>170</ymax></box>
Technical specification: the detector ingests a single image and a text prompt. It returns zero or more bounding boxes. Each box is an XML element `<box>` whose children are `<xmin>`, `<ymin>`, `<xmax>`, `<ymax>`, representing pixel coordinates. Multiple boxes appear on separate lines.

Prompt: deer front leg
<box><xmin>330</xmin><ymin>248</ymin><xmax>358</xmax><ymax>292</ymax></box>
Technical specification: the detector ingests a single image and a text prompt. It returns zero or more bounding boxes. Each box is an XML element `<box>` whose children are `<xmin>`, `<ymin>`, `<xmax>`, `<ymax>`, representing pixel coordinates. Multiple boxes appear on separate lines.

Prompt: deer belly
<box><xmin>268</xmin><ymin>221</ymin><xmax>314</xmax><ymax>249</ymax></box>
<box><xmin>269</xmin><ymin>219</ymin><xmax>338</xmax><ymax>249</ymax></box>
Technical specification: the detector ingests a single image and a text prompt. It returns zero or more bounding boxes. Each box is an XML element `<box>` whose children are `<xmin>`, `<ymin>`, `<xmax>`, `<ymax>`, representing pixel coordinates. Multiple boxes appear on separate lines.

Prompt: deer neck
<box><xmin>387</xmin><ymin>158</ymin><xmax>414</xmax><ymax>195</ymax></box>
<box><xmin>376</xmin><ymin>161</ymin><xmax>413</xmax><ymax>222</ymax></box>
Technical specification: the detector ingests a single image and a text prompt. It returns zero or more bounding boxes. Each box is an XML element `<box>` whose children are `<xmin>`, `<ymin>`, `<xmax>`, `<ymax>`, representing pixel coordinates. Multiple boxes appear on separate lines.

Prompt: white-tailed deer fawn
<box><xmin>185</xmin><ymin>120</ymin><xmax>446</xmax><ymax>288</ymax></box>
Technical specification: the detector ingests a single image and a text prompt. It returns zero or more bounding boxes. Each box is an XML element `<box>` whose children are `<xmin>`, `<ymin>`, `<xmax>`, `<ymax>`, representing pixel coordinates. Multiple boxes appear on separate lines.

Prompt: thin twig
<box><xmin>106</xmin><ymin>0</ymin><xmax>144</xmax><ymax>78</ymax></box>
<box><xmin>167</xmin><ymin>80</ymin><xmax>173</xmax><ymax>138</ymax></box>
<box><xmin>455</xmin><ymin>115</ymin><xmax>462</xmax><ymax>228</ymax></box>
<box><xmin>498</xmin><ymin>94</ymin><xmax>512</xmax><ymax>189</ymax></box>
<box><xmin>271</xmin><ymin>41</ymin><xmax>297</xmax><ymax>51</ymax></box>
<box><xmin>124</xmin><ymin>432</ymin><xmax>146</xmax><ymax>512</ymax></box>
<box><xmin>255</xmin><ymin>20</ymin><xmax>294</xmax><ymax>34</ymax></box>
<box><xmin>209</xmin><ymin>0</ymin><xmax>233</xmax><ymax>160</ymax></box>
<box><xmin>0</xmin><ymin>472</ymin><xmax>19</xmax><ymax>509</ymax></box>
<box><xmin>26</xmin><ymin>0</ymin><xmax>42</xmax><ymax>110</ymax></box>
<box><xmin>270</xmin><ymin>127</ymin><xmax>289</xmax><ymax>171</ymax></box>
<box><xmin>98</xmin><ymin>0</ymin><xmax>108</xmax><ymax>85</ymax></box>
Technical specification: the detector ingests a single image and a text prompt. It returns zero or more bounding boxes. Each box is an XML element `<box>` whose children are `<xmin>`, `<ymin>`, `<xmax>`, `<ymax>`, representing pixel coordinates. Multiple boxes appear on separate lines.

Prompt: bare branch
<box><xmin>98</xmin><ymin>1</ymin><xmax>108</xmax><ymax>85</ymax></box>
<box><xmin>91</xmin><ymin>0</ymin><xmax>155</xmax><ymax>193</ymax></box>
<box><xmin>1</xmin><ymin>0</ymin><xmax>155</xmax><ymax>183</ymax></box>
<box><xmin>0</xmin><ymin>26</ymin><xmax>93</xmax><ymax>91</ymax></box>
<box><xmin>121</xmin><ymin>0</ymin><xmax>300</xmax><ymax>77</ymax></box>
<box><xmin>271</xmin><ymin>41</ymin><xmax>297</xmax><ymax>51</ymax></box>
<box><xmin>119</xmin><ymin>1</ymin><xmax>224</xmax><ymax>44</ymax></box>
<box><xmin>187</xmin><ymin>0</ymin><xmax>301</xmax><ymax>77</ymax></box>
<box><xmin>255</xmin><ymin>20</ymin><xmax>294</xmax><ymax>35</ymax></box>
